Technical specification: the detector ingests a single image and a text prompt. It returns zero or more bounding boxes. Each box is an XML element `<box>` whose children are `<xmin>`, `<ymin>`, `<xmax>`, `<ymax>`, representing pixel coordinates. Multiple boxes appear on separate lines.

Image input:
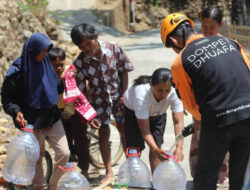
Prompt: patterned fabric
<box><xmin>189</xmin><ymin>130</ymin><xmax>229</xmax><ymax>183</ymax></box>
<box><xmin>74</xmin><ymin>41</ymin><xmax>134</xmax><ymax>124</ymax></box>
<box><xmin>63</xmin><ymin>64</ymin><xmax>97</xmax><ymax>121</ymax></box>
<box><xmin>57</xmin><ymin>65</ymin><xmax>75</xmax><ymax>115</ymax></box>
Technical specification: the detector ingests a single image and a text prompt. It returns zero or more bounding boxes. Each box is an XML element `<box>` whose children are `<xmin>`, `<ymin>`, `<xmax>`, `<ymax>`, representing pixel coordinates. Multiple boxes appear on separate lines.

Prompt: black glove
<box><xmin>182</xmin><ymin>123</ymin><xmax>195</xmax><ymax>137</ymax></box>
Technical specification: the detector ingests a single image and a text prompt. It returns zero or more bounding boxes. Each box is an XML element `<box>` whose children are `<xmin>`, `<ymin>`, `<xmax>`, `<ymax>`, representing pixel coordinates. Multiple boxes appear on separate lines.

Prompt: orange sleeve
<box><xmin>239</xmin><ymin>46</ymin><xmax>250</xmax><ymax>70</ymax></box>
<box><xmin>230</xmin><ymin>38</ymin><xmax>250</xmax><ymax>70</ymax></box>
<box><xmin>171</xmin><ymin>54</ymin><xmax>201</xmax><ymax>121</ymax></box>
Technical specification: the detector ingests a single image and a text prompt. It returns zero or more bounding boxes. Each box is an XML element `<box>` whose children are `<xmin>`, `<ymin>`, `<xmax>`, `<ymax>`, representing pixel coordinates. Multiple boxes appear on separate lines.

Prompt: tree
<box><xmin>241</xmin><ymin>0</ymin><xmax>247</xmax><ymax>25</ymax></box>
<box><xmin>232</xmin><ymin>0</ymin><xmax>240</xmax><ymax>25</ymax></box>
<box><xmin>202</xmin><ymin>0</ymin><xmax>218</xmax><ymax>7</ymax></box>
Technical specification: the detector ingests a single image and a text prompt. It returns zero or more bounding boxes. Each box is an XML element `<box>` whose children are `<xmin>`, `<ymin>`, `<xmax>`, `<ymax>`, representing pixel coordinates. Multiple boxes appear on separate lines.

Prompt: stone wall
<box><xmin>0</xmin><ymin>0</ymin><xmax>62</xmax><ymax>110</ymax></box>
<box><xmin>95</xmin><ymin>0</ymin><xmax>232</xmax><ymax>33</ymax></box>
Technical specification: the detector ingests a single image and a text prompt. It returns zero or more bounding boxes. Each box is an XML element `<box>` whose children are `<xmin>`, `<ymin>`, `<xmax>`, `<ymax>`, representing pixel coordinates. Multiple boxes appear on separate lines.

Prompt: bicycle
<box><xmin>88</xmin><ymin>120</ymin><xmax>124</xmax><ymax>169</ymax></box>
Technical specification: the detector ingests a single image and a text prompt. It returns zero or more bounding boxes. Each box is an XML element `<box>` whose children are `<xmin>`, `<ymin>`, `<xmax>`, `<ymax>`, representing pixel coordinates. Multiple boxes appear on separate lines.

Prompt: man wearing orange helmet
<box><xmin>160</xmin><ymin>13</ymin><xmax>250</xmax><ymax>190</ymax></box>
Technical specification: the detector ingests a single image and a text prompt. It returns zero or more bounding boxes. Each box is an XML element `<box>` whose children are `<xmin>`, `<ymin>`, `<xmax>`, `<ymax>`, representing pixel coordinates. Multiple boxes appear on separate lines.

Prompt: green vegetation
<box><xmin>17</xmin><ymin>0</ymin><xmax>73</xmax><ymax>24</ymax></box>
<box><xmin>145</xmin><ymin>0</ymin><xmax>162</xmax><ymax>7</ymax></box>
<box><xmin>49</xmin><ymin>10</ymin><xmax>73</xmax><ymax>19</ymax></box>
<box><xmin>48</xmin><ymin>10</ymin><xmax>74</xmax><ymax>24</ymax></box>
<box><xmin>18</xmin><ymin>0</ymin><xmax>48</xmax><ymax>12</ymax></box>
<box><xmin>18</xmin><ymin>0</ymin><xmax>48</xmax><ymax>22</ymax></box>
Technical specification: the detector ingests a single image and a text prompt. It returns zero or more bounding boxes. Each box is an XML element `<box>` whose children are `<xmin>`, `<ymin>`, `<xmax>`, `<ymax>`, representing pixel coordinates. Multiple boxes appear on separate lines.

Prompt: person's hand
<box><xmin>119</xmin><ymin>96</ymin><xmax>124</xmax><ymax>104</ymax></box>
<box><xmin>153</xmin><ymin>147</ymin><xmax>168</xmax><ymax>161</ymax></box>
<box><xmin>15</xmin><ymin>112</ymin><xmax>27</xmax><ymax>128</ymax></box>
<box><xmin>118</xmin><ymin>96</ymin><xmax>125</xmax><ymax>110</ymax></box>
<box><xmin>62</xmin><ymin>110</ymin><xmax>73</xmax><ymax>120</ymax></box>
<box><xmin>89</xmin><ymin>118</ymin><xmax>101</xmax><ymax>129</ymax></box>
<box><xmin>183</xmin><ymin>108</ymin><xmax>188</xmax><ymax>116</ymax></box>
<box><xmin>71</xmin><ymin>68</ymin><xmax>77</xmax><ymax>77</ymax></box>
<box><xmin>173</xmin><ymin>146</ymin><xmax>184</xmax><ymax>161</ymax></box>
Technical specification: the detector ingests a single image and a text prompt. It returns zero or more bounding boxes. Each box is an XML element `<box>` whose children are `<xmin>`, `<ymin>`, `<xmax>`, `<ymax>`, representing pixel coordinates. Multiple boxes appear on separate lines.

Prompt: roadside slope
<box><xmin>47</xmin><ymin>0</ymin><xmax>124</xmax><ymax>41</ymax></box>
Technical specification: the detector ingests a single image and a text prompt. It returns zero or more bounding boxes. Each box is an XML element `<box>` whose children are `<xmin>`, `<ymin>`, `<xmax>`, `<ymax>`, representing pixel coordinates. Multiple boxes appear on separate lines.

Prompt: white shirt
<box><xmin>123</xmin><ymin>84</ymin><xmax>183</xmax><ymax>119</ymax></box>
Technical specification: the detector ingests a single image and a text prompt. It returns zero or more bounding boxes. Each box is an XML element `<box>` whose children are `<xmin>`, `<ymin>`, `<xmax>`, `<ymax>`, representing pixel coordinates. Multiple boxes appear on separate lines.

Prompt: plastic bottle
<box><xmin>152</xmin><ymin>151</ymin><xmax>186</xmax><ymax>190</ymax></box>
<box><xmin>57</xmin><ymin>162</ymin><xmax>91</xmax><ymax>190</ymax></box>
<box><xmin>2</xmin><ymin>124</ymin><xmax>40</xmax><ymax>185</ymax></box>
<box><xmin>117</xmin><ymin>147</ymin><xmax>152</xmax><ymax>188</ymax></box>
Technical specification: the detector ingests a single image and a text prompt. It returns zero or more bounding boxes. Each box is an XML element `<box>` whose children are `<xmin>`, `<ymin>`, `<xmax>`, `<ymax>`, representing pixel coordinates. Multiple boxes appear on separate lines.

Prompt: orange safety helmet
<box><xmin>161</xmin><ymin>13</ymin><xmax>194</xmax><ymax>47</ymax></box>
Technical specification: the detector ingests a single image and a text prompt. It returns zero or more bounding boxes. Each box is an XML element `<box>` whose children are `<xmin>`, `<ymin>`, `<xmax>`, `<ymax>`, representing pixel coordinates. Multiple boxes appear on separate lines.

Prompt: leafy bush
<box><xmin>144</xmin><ymin>0</ymin><xmax>162</xmax><ymax>7</ymax></box>
<box><xmin>18</xmin><ymin>0</ymin><xmax>48</xmax><ymax>20</ymax></box>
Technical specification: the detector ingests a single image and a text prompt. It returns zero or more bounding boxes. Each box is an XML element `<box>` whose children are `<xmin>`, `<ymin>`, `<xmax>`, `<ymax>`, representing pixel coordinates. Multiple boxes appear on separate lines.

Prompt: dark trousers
<box><xmin>193</xmin><ymin>118</ymin><xmax>250</xmax><ymax>190</ymax></box>
<box><xmin>62</xmin><ymin>113</ymin><xmax>90</xmax><ymax>172</ymax></box>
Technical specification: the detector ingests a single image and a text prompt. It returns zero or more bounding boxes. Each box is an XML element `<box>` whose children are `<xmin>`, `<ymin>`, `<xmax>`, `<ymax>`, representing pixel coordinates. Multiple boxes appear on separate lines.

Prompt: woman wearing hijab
<box><xmin>1</xmin><ymin>33</ymin><xmax>70</xmax><ymax>190</ymax></box>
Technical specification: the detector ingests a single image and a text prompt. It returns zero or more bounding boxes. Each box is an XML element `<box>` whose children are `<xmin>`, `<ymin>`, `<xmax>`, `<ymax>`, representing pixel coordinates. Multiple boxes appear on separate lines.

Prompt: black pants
<box><xmin>193</xmin><ymin>118</ymin><xmax>250</xmax><ymax>190</ymax></box>
<box><xmin>124</xmin><ymin>106</ymin><xmax>166</xmax><ymax>151</ymax></box>
<box><xmin>62</xmin><ymin>113</ymin><xmax>90</xmax><ymax>172</ymax></box>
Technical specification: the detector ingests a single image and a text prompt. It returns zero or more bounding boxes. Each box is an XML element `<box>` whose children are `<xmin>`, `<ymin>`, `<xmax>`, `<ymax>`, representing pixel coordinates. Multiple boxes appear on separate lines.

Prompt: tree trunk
<box><xmin>232</xmin><ymin>0</ymin><xmax>240</xmax><ymax>25</ymax></box>
<box><xmin>153</xmin><ymin>0</ymin><xmax>157</xmax><ymax>6</ymax></box>
<box><xmin>202</xmin><ymin>0</ymin><xmax>217</xmax><ymax>7</ymax></box>
<box><xmin>241</xmin><ymin>0</ymin><xmax>247</xmax><ymax>25</ymax></box>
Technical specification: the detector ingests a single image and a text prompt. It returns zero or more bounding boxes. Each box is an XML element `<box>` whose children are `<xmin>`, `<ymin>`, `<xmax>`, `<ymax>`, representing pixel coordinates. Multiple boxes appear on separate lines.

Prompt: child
<box><xmin>48</xmin><ymin>47</ymin><xmax>90</xmax><ymax>178</ymax></box>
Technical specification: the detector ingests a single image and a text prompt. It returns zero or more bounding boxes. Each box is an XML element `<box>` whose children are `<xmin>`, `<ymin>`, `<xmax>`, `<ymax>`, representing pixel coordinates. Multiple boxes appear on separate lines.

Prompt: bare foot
<box><xmin>100</xmin><ymin>173</ymin><xmax>114</xmax><ymax>184</ymax></box>
<box><xmin>81</xmin><ymin>171</ymin><xmax>89</xmax><ymax>179</ymax></box>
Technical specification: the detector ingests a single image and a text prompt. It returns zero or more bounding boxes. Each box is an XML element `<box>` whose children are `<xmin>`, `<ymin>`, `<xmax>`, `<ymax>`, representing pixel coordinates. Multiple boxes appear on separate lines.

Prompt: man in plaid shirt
<box><xmin>71</xmin><ymin>23</ymin><xmax>134</xmax><ymax>183</ymax></box>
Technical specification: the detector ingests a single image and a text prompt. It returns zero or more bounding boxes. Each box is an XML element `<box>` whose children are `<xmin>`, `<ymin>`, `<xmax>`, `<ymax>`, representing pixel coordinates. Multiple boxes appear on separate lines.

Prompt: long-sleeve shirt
<box><xmin>1</xmin><ymin>70</ymin><xmax>62</xmax><ymax>129</ymax></box>
<box><xmin>171</xmin><ymin>34</ymin><xmax>250</xmax><ymax>127</ymax></box>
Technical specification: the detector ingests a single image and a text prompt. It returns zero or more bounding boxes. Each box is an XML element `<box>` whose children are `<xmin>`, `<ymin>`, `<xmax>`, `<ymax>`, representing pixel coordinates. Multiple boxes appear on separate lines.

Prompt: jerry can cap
<box><xmin>166</xmin><ymin>151</ymin><xmax>179</xmax><ymax>162</ymax></box>
<box><xmin>126</xmin><ymin>147</ymin><xmax>141</xmax><ymax>157</ymax></box>
<box><xmin>20</xmin><ymin>120</ymin><xmax>34</xmax><ymax>132</ymax></box>
<box><xmin>58</xmin><ymin>162</ymin><xmax>75</xmax><ymax>171</ymax></box>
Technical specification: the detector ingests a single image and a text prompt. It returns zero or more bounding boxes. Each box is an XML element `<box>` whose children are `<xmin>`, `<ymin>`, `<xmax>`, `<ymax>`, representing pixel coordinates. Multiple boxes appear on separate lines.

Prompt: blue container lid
<box><xmin>26</xmin><ymin>124</ymin><xmax>34</xmax><ymax>130</ymax></box>
<box><xmin>65</xmin><ymin>162</ymin><xmax>74</xmax><ymax>169</ymax></box>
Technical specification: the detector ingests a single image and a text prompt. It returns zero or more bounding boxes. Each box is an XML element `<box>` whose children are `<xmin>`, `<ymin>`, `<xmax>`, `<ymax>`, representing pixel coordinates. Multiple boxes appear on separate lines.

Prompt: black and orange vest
<box><xmin>172</xmin><ymin>35</ymin><xmax>250</xmax><ymax>127</ymax></box>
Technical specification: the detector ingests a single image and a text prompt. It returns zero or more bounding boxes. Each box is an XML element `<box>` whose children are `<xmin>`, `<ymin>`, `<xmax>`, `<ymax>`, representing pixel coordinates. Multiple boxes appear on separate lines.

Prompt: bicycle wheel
<box><xmin>44</xmin><ymin>150</ymin><xmax>53</xmax><ymax>184</ymax></box>
<box><xmin>7</xmin><ymin>150</ymin><xmax>53</xmax><ymax>190</ymax></box>
<box><xmin>89</xmin><ymin>121</ymin><xmax>123</xmax><ymax>169</ymax></box>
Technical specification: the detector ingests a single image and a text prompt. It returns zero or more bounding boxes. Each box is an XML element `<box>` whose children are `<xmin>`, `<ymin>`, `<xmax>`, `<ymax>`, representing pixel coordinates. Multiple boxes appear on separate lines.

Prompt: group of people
<box><xmin>1</xmin><ymin>6</ymin><xmax>249</xmax><ymax>190</ymax></box>
<box><xmin>161</xmin><ymin>8</ymin><xmax>250</xmax><ymax>190</ymax></box>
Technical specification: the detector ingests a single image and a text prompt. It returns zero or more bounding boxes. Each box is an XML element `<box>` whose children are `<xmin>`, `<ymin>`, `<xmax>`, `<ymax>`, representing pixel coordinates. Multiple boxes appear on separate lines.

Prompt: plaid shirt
<box><xmin>74</xmin><ymin>41</ymin><xmax>134</xmax><ymax>124</ymax></box>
